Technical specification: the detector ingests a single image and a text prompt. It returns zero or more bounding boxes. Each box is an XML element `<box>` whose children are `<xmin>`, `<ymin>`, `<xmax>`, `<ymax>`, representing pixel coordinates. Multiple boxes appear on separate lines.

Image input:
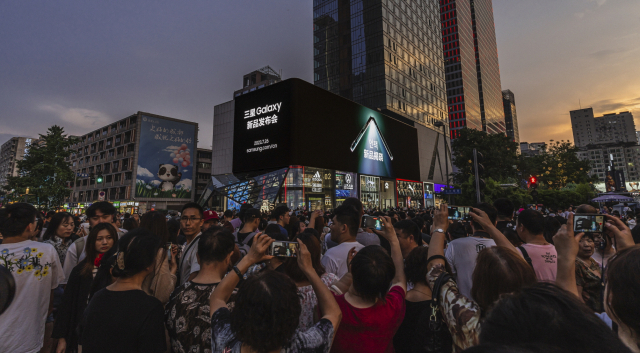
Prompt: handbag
<box><xmin>424</xmin><ymin>272</ymin><xmax>453</xmax><ymax>353</ymax></box>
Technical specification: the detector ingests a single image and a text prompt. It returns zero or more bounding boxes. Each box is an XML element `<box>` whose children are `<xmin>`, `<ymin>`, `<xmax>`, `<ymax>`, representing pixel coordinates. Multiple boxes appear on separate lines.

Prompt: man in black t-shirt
<box><xmin>494</xmin><ymin>198</ymin><xmax>516</xmax><ymax>233</ymax></box>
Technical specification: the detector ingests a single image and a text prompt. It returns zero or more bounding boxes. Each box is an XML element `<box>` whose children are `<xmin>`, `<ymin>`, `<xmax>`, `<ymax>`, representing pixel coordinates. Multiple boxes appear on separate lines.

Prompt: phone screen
<box><xmin>362</xmin><ymin>216</ymin><xmax>383</xmax><ymax>231</ymax></box>
<box><xmin>574</xmin><ymin>214</ymin><xmax>605</xmax><ymax>233</ymax></box>
<box><xmin>448</xmin><ymin>206</ymin><xmax>469</xmax><ymax>221</ymax></box>
<box><xmin>270</xmin><ymin>241</ymin><xmax>299</xmax><ymax>257</ymax></box>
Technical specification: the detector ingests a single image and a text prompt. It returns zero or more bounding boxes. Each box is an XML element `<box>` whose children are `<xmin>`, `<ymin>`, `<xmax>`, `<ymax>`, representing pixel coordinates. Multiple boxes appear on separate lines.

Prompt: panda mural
<box><xmin>158</xmin><ymin>164</ymin><xmax>182</xmax><ymax>191</ymax></box>
<box><xmin>135</xmin><ymin>114</ymin><xmax>197</xmax><ymax>199</ymax></box>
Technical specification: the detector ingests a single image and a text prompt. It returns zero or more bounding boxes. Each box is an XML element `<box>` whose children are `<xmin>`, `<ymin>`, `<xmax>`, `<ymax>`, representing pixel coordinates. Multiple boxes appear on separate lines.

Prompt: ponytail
<box><xmin>0</xmin><ymin>203</ymin><xmax>37</xmax><ymax>238</ymax></box>
<box><xmin>111</xmin><ymin>228</ymin><xmax>161</xmax><ymax>278</ymax></box>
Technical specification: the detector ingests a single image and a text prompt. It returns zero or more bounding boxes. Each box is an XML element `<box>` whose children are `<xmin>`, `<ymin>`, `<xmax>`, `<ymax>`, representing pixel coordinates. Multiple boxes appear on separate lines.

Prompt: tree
<box><xmin>450</xmin><ymin>128</ymin><xmax>520</xmax><ymax>184</ymax></box>
<box><xmin>4</xmin><ymin>126</ymin><xmax>77</xmax><ymax>209</ymax></box>
<box><xmin>519</xmin><ymin>141</ymin><xmax>596</xmax><ymax>189</ymax></box>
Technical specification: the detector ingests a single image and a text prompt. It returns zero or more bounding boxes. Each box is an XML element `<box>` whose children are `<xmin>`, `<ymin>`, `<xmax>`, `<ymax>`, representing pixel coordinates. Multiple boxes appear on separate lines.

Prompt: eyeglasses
<box><xmin>180</xmin><ymin>217</ymin><xmax>202</xmax><ymax>223</ymax></box>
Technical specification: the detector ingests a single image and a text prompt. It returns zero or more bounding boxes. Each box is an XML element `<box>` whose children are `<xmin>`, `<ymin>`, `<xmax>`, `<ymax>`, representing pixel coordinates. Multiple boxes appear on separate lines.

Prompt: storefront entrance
<box><xmin>360</xmin><ymin>175</ymin><xmax>380</xmax><ymax>210</ymax></box>
<box><xmin>305</xmin><ymin>194</ymin><xmax>325</xmax><ymax>211</ymax></box>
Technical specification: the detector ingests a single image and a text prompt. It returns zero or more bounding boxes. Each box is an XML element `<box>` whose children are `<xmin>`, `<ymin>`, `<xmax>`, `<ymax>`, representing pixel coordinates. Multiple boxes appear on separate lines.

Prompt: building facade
<box><xmin>520</xmin><ymin>142</ymin><xmax>546</xmax><ymax>157</ymax></box>
<box><xmin>233</xmin><ymin>66</ymin><xmax>282</xmax><ymax>99</ymax></box>
<box><xmin>570</xmin><ymin>108</ymin><xmax>636</xmax><ymax>148</ymax></box>
<box><xmin>0</xmin><ymin>137</ymin><xmax>33</xmax><ymax>187</ymax></box>
<box><xmin>195</xmin><ymin>148</ymin><xmax>212</xmax><ymax>206</ymax></box>
<box><xmin>64</xmin><ymin>112</ymin><xmax>198</xmax><ymax>214</ymax></box>
<box><xmin>502</xmin><ymin>89</ymin><xmax>519</xmax><ymax>144</ymax></box>
<box><xmin>206</xmin><ymin>78</ymin><xmax>450</xmax><ymax>211</ymax></box>
<box><xmin>312</xmin><ymin>0</ymin><xmax>449</xmax><ymax>134</ymax></box>
<box><xmin>577</xmin><ymin>144</ymin><xmax>640</xmax><ymax>183</ymax></box>
<box><xmin>440</xmin><ymin>0</ymin><xmax>504</xmax><ymax>138</ymax></box>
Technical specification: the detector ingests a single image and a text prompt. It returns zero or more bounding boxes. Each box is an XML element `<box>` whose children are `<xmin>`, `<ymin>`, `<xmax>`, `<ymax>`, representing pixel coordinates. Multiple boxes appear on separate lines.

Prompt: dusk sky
<box><xmin>2</xmin><ymin>0</ymin><xmax>639</xmax><ymax>149</ymax></box>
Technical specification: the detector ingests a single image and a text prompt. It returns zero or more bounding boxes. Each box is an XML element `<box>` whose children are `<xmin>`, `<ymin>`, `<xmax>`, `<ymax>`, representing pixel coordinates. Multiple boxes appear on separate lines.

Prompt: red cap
<box><xmin>203</xmin><ymin>210</ymin><xmax>219</xmax><ymax>221</ymax></box>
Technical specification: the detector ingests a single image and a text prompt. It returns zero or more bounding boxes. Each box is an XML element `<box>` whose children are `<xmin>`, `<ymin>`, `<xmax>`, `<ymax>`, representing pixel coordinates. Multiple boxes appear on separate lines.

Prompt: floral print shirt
<box><xmin>165</xmin><ymin>281</ymin><xmax>227</xmax><ymax>353</ymax></box>
<box><xmin>297</xmin><ymin>272</ymin><xmax>339</xmax><ymax>330</ymax></box>
<box><xmin>575</xmin><ymin>257</ymin><xmax>603</xmax><ymax>313</ymax></box>
<box><xmin>427</xmin><ymin>263</ymin><xmax>481</xmax><ymax>353</ymax></box>
<box><xmin>43</xmin><ymin>237</ymin><xmax>73</xmax><ymax>265</ymax></box>
<box><xmin>210</xmin><ymin>307</ymin><xmax>335</xmax><ymax>353</ymax></box>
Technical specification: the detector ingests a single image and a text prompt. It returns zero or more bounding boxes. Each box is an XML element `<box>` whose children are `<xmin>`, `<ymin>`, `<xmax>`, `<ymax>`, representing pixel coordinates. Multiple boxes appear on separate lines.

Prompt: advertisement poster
<box><xmin>136</xmin><ymin>115</ymin><xmax>197</xmax><ymax>199</ymax></box>
<box><xmin>233</xmin><ymin>79</ymin><xmax>420</xmax><ymax>180</ymax></box>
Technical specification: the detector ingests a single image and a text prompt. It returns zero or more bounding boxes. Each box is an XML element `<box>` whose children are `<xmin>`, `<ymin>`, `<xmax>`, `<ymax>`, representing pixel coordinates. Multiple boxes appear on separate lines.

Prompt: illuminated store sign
<box><xmin>311</xmin><ymin>171</ymin><xmax>323</xmax><ymax>192</ymax></box>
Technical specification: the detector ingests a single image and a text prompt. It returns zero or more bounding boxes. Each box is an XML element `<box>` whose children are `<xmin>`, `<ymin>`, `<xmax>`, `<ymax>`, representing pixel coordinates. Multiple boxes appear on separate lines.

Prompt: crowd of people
<box><xmin>0</xmin><ymin>197</ymin><xmax>639</xmax><ymax>353</ymax></box>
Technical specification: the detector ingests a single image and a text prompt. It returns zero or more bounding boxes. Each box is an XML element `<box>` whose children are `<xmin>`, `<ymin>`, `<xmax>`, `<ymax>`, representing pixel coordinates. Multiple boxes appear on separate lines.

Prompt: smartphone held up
<box><xmin>362</xmin><ymin>216</ymin><xmax>383</xmax><ymax>231</ymax></box>
<box><xmin>573</xmin><ymin>214</ymin><xmax>605</xmax><ymax>233</ymax></box>
<box><xmin>269</xmin><ymin>241</ymin><xmax>299</xmax><ymax>257</ymax></box>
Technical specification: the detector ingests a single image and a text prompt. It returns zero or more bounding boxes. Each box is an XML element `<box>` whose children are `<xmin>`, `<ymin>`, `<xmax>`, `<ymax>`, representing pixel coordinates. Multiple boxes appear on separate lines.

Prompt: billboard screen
<box><xmin>233</xmin><ymin>79</ymin><xmax>420</xmax><ymax>180</ymax></box>
<box><xmin>136</xmin><ymin>114</ymin><xmax>197</xmax><ymax>199</ymax></box>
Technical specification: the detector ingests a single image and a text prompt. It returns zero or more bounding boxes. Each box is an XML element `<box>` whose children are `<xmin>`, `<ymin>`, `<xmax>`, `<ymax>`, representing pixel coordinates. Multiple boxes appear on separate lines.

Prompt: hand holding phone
<box><xmin>269</xmin><ymin>241</ymin><xmax>299</xmax><ymax>257</ymax></box>
<box><xmin>573</xmin><ymin>214</ymin><xmax>604</xmax><ymax>233</ymax></box>
<box><xmin>362</xmin><ymin>216</ymin><xmax>383</xmax><ymax>231</ymax></box>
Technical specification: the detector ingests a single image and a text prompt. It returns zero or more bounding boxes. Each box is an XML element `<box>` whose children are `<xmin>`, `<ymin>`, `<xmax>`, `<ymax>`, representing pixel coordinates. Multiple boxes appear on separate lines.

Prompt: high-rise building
<box><xmin>0</xmin><ymin>137</ymin><xmax>33</xmax><ymax>187</ymax></box>
<box><xmin>233</xmin><ymin>66</ymin><xmax>282</xmax><ymax>99</ymax></box>
<box><xmin>577</xmin><ymin>145</ymin><xmax>640</xmax><ymax>182</ymax></box>
<box><xmin>440</xmin><ymin>0</ymin><xmax>504</xmax><ymax>138</ymax></box>
<box><xmin>502</xmin><ymin>89</ymin><xmax>519</xmax><ymax>143</ymax></box>
<box><xmin>570</xmin><ymin>108</ymin><xmax>636</xmax><ymax>148</ymax></box>
<box><xmin>312</xmin><ymin>0</ymin><xmax>448</xmax><ymax>132</ymax></box>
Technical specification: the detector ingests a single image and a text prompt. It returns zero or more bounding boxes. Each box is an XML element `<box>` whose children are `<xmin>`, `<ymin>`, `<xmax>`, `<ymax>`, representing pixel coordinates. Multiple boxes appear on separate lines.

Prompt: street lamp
<box><xmin>434</xmin><ymin>121</ymin><xmax>451</xmax><ymax>202</ymax></box>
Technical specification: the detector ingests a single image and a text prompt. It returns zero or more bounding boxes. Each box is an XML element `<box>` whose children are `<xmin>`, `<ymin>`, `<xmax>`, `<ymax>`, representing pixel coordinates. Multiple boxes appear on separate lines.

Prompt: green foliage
<box><xmin>518</xmin><ymin>141</ymin><xmax>596</xmax><ymax>189</ymax></box>
<box><xmin>453</xmin><ymin>177</ymin><xmax>533</xmax><ymax>206</ymax></box>
<box><xmin>450</xmin><ymin>128</ymin><xmax>520</xmax><ymax>184</ymax></box>
<box><xmin>4</xmin><ymin>126</ymin><xmax>77</xmax><ymax>209</ymax></box>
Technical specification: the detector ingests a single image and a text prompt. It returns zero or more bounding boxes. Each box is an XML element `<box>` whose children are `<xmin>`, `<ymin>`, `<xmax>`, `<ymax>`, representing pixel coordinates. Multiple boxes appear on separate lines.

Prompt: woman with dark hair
<box><xmin>138</xmin><ymin>211</ymin><xmax>177</xmax><ymax>304</ymax></box>
<box><xmin>42</xmin><ymin>212</ymin><xmax>76</xmax><ymax>264</ymax></box>
<box><xmin>52</xmin><ymin>223</ymin><xmax>119</xmax><ymax>353</ymax></box>
<box><xmin>286</xmin><ymin>214</ymin><xmax>300</xmax><ymax>240</ymax></box>
<box><xmin>426</xmin><ymin>204</ymin><xmax>537</xmax><ymax>351</ymax></box>
<box><xmin>478</xmin><ymin>283</ymin><xmax>632</xmax><ymax>353</ymax></box>
<box><xmin>574</xmin><ymin>233</ymin><xmax>602</xmax><ymax>313</ymax></box>
<box><xmin>555</xmin><ymin>214</ymin><xmax>640</xmax><ymax>352</ymax></box>
<box><xmin>79</xmin><ymin>228</ymin><xmax>167</xmax><ymax>353</ymax></box>
<box><xmin>280</xmin><ymin>232</ymin><xmax>339</xmax><ymax>330</ymax></box>
<box><xmin>122</xmin><ymin>217</ymin><xmax>139</xmax><ymax>231</ymax></box>
<box><xmin>209</xmin><ymin>233</ymin><xmax>341</xmax><ymax>352</ymax></box>
<box><xmin>330</xmin><ymin>216</ymin><xmax>407</xmax><ymax>353</ymax></box>
<box><xmin>393</xmin><ymin>246</ymin><xmax>453</xmax><ymax>353</ymax></box>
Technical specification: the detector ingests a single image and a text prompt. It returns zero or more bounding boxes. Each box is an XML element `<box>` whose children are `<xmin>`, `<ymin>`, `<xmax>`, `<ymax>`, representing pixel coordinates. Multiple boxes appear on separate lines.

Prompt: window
<box><xmin>114</xmin><ymin>173</ymin><xmax>121</xmax><ymax>182</ymax></box>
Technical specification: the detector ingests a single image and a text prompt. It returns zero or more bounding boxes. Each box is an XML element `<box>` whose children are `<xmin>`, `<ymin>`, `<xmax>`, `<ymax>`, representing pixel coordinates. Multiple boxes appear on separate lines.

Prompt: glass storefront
<box><xmin>360</xmin><ymin>175</ymin><xmax>380</xmax><ymax>209</ymax></box>
<box><xmin>424</xmin><ymin>182</ymin><xmax>435</xmax><ymax>208</ymax></box>
<box><xmin>335</xmin><ymin>171</ymin><xmax>358</xmax><ymax>207</ymax></box>
<box><xmin>396</xmin><ymin>180</ymin><xmax>424</xmax><ymax>208</ymax></box>
<box><xmin>281</xmin><ymin>166</ymin><xmax>334</xmax><ymax>210</ymax></box>
<box><xmin>380</xmin><ymin>179</ymin><xmax>396</xmax><ymax>209</ymax></box>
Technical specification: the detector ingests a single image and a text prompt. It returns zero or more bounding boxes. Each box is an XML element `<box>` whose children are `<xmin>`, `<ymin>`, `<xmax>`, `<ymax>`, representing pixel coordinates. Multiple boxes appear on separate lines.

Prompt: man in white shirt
<box><xmin>323</xmin><ymin>197</ymin><xmax>380</xmax><ymax>249</ymax></box>
<box><xmin>0</xmin><ymin>203</ymin><xmax>65</xmax><ymax>353</ymax></box>
<box><xmin>321</xmin><ymin>204</ymin><xmax>365</xmax><ymax>278</ymax></box>
<box><xmin>445</xmin><ymin>203</ymin><xmax>498</xmax><ymax>299</ymax></box>
<box><xmin>178</xmin><ymin>202</ymin><xmax>205</xmax><ymax>286</ymax></box>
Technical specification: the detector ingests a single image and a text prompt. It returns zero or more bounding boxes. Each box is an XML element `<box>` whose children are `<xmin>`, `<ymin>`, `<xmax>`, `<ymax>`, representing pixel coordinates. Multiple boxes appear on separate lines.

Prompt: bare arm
<box><xmin>604</xmin><ymin>215</ymin><xmax>635</xmax><ymax>251</ymax></box>
<box><xmin>379</xmin><ymin>216</ymin><xmax>406</xmax><ymax>291</ymax></box>
<box><xmin>427</xmin><ymin>203</ymin><xmax>448</xmax><ymax>271</ymax></box>
<box><xmin>210</xmin><ymin>233</ymin><xmax>273</xmax><ymax>316</ymax></box>
<box><xmin>469</xmin><ymin>208</ymin><xmax>519</xmax><ymax>255</ymax></box>
<box><xmin>297</xmin><ymin>239</ymin><xmax>342</xmax><ymax>332</ymax></box>
<box><xmin>553</xmin><ymin>214</ymin><xmax>583</xmax><ymax>299</ymax></box>
<box><xmin>308</xmin><ymin>210</ymin><xmax>321</xmax><ymax>230</ymax></box>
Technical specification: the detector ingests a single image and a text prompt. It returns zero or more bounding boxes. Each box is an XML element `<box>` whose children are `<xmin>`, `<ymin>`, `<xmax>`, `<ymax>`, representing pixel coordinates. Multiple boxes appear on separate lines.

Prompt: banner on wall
<box><xmin>135</xmin><ymin>115</ymin><xmax>197</xmax><ymax>199</ymax></box>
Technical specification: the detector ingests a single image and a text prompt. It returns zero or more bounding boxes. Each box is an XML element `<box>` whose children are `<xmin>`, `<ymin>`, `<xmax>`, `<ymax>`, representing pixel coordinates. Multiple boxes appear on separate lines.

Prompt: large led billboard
<box><xmin>233</xmin><ymin>79</ymin><xmax>420</xmax><ymax>181</ymax></box>
<box><xmin>136</xmin><ymin>114</ymin><xmax>197</xmax><ymax>199</ymax></box>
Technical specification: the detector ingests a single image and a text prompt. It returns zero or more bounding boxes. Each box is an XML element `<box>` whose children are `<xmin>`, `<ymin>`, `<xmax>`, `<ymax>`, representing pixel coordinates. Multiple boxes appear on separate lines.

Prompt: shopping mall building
<box><xmin>200</xmin><ymin>79</ymin><xmax>452</xmax><ymax>211</ymax></box>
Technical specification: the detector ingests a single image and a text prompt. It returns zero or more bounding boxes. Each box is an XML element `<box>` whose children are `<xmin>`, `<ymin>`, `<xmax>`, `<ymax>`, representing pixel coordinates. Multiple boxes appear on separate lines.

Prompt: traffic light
<box><xmin>473</xmin><ymin>149</ymin><xmax>485</xmax><ymax>203</ymax></box>
<box><xmin>529</xmin><ymin>176</ymin><xmax>538</xmax><ymax>189</ymax></box>
<box><xmin>96</xmin><ymin>175</ymin><xmax>103</xmax><ymax>184</ymax></box>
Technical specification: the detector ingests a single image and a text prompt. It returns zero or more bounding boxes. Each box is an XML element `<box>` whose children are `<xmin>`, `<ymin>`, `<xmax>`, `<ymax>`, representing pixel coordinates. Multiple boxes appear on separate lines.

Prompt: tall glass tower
<box><xmin>440</xmin><ymin>0</ymin><xmax>504</xmax><ymax>139</ymax></box>
<box><xmin>313</xmin><ymin>0</ymin><xmax>448</xmax><ymax>132</ymax></box>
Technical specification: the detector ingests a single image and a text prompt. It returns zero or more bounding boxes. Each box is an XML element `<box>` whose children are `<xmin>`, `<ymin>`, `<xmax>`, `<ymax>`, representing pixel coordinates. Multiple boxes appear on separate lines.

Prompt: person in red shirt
<box><xmin>330</xmin><ymin>209</ymin><xmax>407</xmax><ymax>353</ymax></box>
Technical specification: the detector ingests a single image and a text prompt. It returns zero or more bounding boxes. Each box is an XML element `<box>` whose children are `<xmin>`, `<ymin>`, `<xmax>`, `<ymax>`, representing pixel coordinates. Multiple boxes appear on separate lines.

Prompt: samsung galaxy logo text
<box><xmin>244</xmin><ymin>103</ymin><xmax>282</xmax><ymax>119</ymax></box>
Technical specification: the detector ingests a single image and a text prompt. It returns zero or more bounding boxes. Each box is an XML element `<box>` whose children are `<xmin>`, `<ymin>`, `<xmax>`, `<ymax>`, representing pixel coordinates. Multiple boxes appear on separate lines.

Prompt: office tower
<box><xmin>502</xmin><ymin>89</ymin><xmax>519</xmax><ymax>143</ymax></box>
<box><xmin>312</xmin><ymin>0</ymin><xmax>448</xmax><ymax>131</ymax></box>
<box><xmin>570</xmin><ymin>108</ymin><xmax>636</xmax><ymax>148</ymax></box>
<box><xmin>0</xmin><ymin>137</ymin><xmax>32</xmax><ymax>187</ymax></box>
<box><xmin>520</xmin><ymin>142</ymin><xmax>546</xmax><ymax>157</ymax></box>
<box><xmin>440</xmin><ymin>0</ymin><xmax>505</xmax><ymax>138</ymax></box>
